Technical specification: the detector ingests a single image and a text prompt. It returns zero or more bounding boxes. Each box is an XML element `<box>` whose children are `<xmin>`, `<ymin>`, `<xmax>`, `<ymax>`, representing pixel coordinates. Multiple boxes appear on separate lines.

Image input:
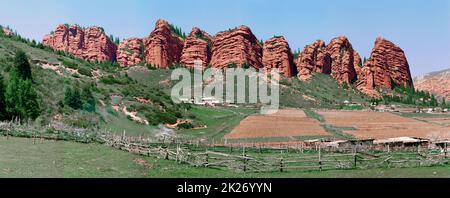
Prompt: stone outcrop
<box><xmin>143</xmin><ymin>19</ymin><xmax>184</xmax><ymax>68</ymax></box>
<box><xmin>43</xmin><ymin>24</ymin><xmax>117</xmax><ymax>62</ymax></box>
<box><xmin>180</xmin><ymin>27</ymin><xmax>212</xmax><ymax>68</ymax></box>
<box><xmin>210</xmin><ymin>26</ymin><xmax>263</xmax><ymax>69</ymax></box>
<box><xmin>1</xmin><ymin>27</ymin><xmax>13</xmax><ymax>36</ymax></box>
<box><xmin>296</xmin><ymin>40</ymin><xmax>331</xmax><ymax>81</ymax></box>
<box><xmin>117</xmin><ymin>38</ymin><xmax>143</xmax><ymax>67</ymax></box>
<box><xmin>262</xmin><ymin>36</ymin><xmax>295</xmax><ymax>77</ymax></box>
<box><xmin>326</xmin><ymin>36</ymin><xmax>360</xmax><ymax>85</ymax></box>
<box><xmin>357</xmin><ymin>37</ymin><xmax>413</xmax><ymax>97</ymax></box>
<box><xmin>414</xmin><ymin>69</ymin><xmax>450</xmax><ymax>101</ymax></box>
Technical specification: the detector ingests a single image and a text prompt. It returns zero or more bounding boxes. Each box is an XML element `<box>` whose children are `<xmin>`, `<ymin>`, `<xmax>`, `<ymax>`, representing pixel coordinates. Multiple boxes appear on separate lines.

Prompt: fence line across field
<box><xmin>1</xmin><ymin>121</ymin><xmax>449</xmax><ymax>173</ymax></box>
<box><xmin>99</xmin><ymin>134</ymin><xmax>450</xmax><ymax>173</ymax></box>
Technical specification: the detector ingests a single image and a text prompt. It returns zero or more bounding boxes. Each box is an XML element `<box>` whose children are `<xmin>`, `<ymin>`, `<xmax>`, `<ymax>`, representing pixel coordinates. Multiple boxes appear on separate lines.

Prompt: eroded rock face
<box><xmin>296</xmin><ymin>40</ymin><xmax>331</xmax><ymax>81</ymax></box>
<box><xmin>43</xmin><ymin>24</ymin><xmax>117</xmax><ymax>62</ymax></box>
<box><xmin>144</xmin><ymin>19</ymin><xmax>184</xmax><ymax>68</ymax></box>
<box><xmin>326</xmin><ymin>36</ymin><xmax>360</xmax><ymax>85</ymax></box>
<box><xmin>180</xmin><ymin>27</ymin><xmax>212</xmax><ymax>68</ymax></box>
<box><xmin>357</xmin><ymin>37</ymin><xmax>413</xmax><ymax>97</ymax></box>
<box><xmin>117</xmin><ymin>38</ymin><xmax>144</xmax><ymax>67</ymax></box>
<box><xmin>210</xmin><ymin>25</ymin><xmax>263</xmax><ymax>69</ymax></box>
<box><xmin>262</xmin><ymin>36</ymin><xmax>294</xmax><ymax>77</ymax></box>
<box><xmin>1</xmin><ymin>27</ymin><xmax>13</xmax><ymax>36</ymax></box>
<box><xmin>414</xmin><ymin>69</ymin><xmax>450</xmax><ymax>101</ymax></box>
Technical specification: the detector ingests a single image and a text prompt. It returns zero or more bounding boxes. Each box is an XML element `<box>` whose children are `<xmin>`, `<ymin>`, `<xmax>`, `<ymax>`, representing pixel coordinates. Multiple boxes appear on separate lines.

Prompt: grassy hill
<box><xmin>0</xmin><ymin>30</ymin><xmax>391</xmax><ymax>141</ymax></box>
<box><xmin>0</xmin><ymin>34</ymin><xmax>190</xmax><ymax>138</ymax></box>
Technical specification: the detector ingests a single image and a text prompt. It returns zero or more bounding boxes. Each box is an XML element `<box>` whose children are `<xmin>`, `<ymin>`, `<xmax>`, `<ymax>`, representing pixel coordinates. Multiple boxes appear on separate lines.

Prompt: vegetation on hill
<box><xmin>169</xmin><ymin>24</ymin><xmax>186</xmax><ymax>40</ymax></box>
<box><xmin>0</xmin><ymin>50</ymin><xmax>40</xmax><ymax>121</ymax></box>
<box><xmin>378</xmin><ymin>86</ymin><xmax>440</xmax><ymax>107</ymax></box>
<box><xmin>0</xmin><ymin>31</ymin><xmax>190</xmax><ymax>135</ymax></box>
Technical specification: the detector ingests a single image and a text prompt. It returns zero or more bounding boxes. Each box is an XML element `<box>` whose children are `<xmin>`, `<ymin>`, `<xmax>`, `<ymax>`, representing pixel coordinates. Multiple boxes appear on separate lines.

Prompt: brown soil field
<box><xmin>319</xmin><ymin>110</ymin><xmax>450</xmax><ymax>140</ymax></box>
<box><xmin>415</xmin><ymin>117</ymin><xmax>450</xmax><ymax>127</ymax></box>
<box><xmin>225</xmin><ymin>109</ymin><xmax>329</xmax><ymax>139</ymax></box>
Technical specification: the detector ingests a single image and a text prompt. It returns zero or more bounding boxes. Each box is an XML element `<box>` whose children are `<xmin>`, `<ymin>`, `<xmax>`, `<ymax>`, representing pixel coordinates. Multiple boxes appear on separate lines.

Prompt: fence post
<box><xmin>33</xmin><ymin>131</ymin><xmax>36</xmax><ymax>145</ymax></box>
<box><xmin>176</xmin><ymin>144</ymin><xmax>180</xmax><ymax>163</ymax></box>
<box><xmin>445</xmin><ymin>142</ymin><xmax>448</xmax><ymax>159</ymax></box>
<box><xmin>319</xmin><ymin>145</ymin><xmax>322</xmax><ymax>172</ymax></box>
<box><xmin>205</xmin><ymin>148</ymin><xmax>209</xmax><ymax>167</ymax></box>
<box><xmin>353</xmin><ymin>146</ymin><xmax>358</xmax><ymax>169</ymax></box>
<box><xmin>280</xmin><ymin>151</ymin><xmax>284</xmax><ymax>172</ymax></box>
<box><xmin>165</xmin><ymin>147</ymin><xmax>169</xmax><ymax>160</ymax></box>
<box><xmin>243</xmin><ymin>150</ymin><xmax>247</xmax><ymax>173</ymax></box>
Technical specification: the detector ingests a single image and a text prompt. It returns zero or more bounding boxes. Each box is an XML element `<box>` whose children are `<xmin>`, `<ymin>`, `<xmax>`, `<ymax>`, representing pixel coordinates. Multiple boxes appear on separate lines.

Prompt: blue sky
<box><xmin>0</xmin><ymin>0</ymin><xmax>449</xmax><ymax>77</ymax></box>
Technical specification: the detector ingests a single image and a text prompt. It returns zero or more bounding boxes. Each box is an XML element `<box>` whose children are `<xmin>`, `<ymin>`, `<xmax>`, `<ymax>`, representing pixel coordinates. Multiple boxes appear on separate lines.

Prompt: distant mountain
<box><xmin>414</xmin><ymin>68</ymin><xmax>450</xmax><ymax>100</ymax></box>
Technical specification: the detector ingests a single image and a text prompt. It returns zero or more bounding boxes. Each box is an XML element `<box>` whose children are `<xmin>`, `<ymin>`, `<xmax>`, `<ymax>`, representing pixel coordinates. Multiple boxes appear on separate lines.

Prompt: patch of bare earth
<box><xmin>225</xmin><ymin>109</ymin><xmax>329</xmax><ymax>139</ymax></box>
<box><xmin>133</xmin><ymin>158</ymin><xmax>153</xmax><ymax>169</ymax></box>
<box><xmin>318</xmin><ymin>110</ymin><xmax>450</xmax><ymax>140</ymax></box>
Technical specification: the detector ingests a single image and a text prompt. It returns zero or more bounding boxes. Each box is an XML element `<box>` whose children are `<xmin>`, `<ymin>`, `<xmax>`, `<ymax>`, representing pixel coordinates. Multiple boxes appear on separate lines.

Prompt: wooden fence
<box><xmin>99</xmin><ymin>135</ymin><xmax>450</xmax><ymax>173</ymax></box>
<box><xmin>1</xmin><ymin>121</ymin><xmax>449</xmax><ymax>173</ymax></box>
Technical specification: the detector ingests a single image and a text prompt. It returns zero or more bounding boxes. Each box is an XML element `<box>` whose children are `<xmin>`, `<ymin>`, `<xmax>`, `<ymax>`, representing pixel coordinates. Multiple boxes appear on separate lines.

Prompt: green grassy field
<box><xmin>177</xmin><ymin>106</ymin><xmax>258</xmax><ymax>139</ymax></box>
<box><xmin>1</xmin><ymin>137</ymin><xmax>450</xmax><ymax>178</ymax></box>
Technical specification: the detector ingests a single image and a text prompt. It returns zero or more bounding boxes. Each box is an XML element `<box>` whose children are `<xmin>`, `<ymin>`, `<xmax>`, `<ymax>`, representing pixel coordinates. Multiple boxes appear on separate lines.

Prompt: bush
<box><xmin>78</xmin><ymin>67</ymin><xmax>92</xmax><ymax>77</ymax></box>
<box><xmin>178</xmin><ymin>122</ymin><xmax>193</xmax><ymax>129</ymax></box>
<box><xmin>100</xmin><ymin>75</ymin><xmax>128</xmax><ymax>85</ymax></box>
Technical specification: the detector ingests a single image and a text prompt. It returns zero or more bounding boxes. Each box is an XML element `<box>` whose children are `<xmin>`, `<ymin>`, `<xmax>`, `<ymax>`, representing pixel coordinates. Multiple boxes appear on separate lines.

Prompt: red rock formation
<box><xmin>262</xmin><ymin>36</ymin><xmax>294</xmax><ymax>77</ymax></box>
<box><xmin>326</xmin><ymin>36</ymin><xmax>360</xmax><ymax>85</ymax></box>
<box><xmin>1</xmin><ymin>27</ymin><xmax>13</xmax><ymax>36</ymax></box>
<box><xmin>353</xmin><ymin>52</ymin><xmax>362</xmax><ymax>76</ymax></box>
<box><xmin>357</xmin><ymin>37</ymin><xmax>413</xmax><ymax>97</ymax></box>
<box><xmin>117</xmin><ymin>38</ymin><xmax>144</xmax><ymax>67</ymax></box>
<box><xmin>296</xmin><ymin>40</ymin><xmax>331</xmax><ymax>81</ymax></box>
<box><xmin>210</xmin><ymin>25</ymin><xmax>263</xmax><ymax>69</ymax></box>
<box><xmin>180</xmin><ymin>27</ymin><xmax>212</xmax><ymax>68</ymax></box>
<box><xmin>43</xmin><ymin>24</ymin><xmax>117</xmax><ymax>62</ymax></box>
<box><xmin>414</xmin><ymin>69</ymin><xmax>450</xmax><ymax>101</ymax></box>
<box><xmin>144</xmin><ymin>19</ymin><xmax>184</xmax><ymax>68</ymax></box>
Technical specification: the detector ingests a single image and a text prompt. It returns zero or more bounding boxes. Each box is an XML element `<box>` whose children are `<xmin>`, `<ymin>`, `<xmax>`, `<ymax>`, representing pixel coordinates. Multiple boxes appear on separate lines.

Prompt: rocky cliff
<box><xmin>262</xmin><ymin>36</ymin><xmax>295</xmax><ymax>77</ymax></box>
<box><xmin>357</xmin><ymin>37</ymin><xmax>413</xmax><ymax>97</ymax></box>
<box><xmin>414</xmin><ymin>69</ymin><xmax>450</xmax><ymax>101</ymax></box>
<box><xmin>143</xmin><ymin>19</ymin><xmax>184</xmax><ymax>68</ymax></box>
<box><xmin>296</xmin><ymin>40</ymin><xmax>331</xmax><ymax>81</ymax></box>
<box><xmin>117</xmin><ymin>38</ymin><xmax>144</xmax><ymax>67</ymax></box>
<box><xmin>326</xmin><ymin>36</ymin><xmax>360</xmax><ymax>85</ymax></box>
<box><xmin>180</xmin><ymin>27</ymin><xmax>212</xmax><ymax>68</ymax></box>
<box><xmin>43</xmin><ymin>24</ymin><xmax>117</xmax><ymax>62</ymax></box>
<box><xmin>210</xmin><ymin>26</ymin><xmax>263</xmax><ymax>69</ymax></box>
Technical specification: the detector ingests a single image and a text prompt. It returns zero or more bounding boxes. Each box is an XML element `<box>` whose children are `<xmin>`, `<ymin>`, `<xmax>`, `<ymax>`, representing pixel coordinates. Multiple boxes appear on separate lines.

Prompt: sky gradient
<box><xmin>1</xmin><ymin>0</ymin><xmax>449</xmax><ymax>77</ymax></box>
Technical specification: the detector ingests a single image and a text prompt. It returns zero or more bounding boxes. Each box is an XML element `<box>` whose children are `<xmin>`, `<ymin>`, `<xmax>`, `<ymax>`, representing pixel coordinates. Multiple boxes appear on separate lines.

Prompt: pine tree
<box><xmin>81</xmin><ymin>85</ymin><xmax>96</xmax><ymax>112</ymax></box>
<box><xmin>442</xmin><ymin>97</ymin><xmax>447</xmax><ymax>107</ymax></box>
<box><xmin>0</xmin><ymin>73</ymin><xmax>6</xmax><ymax>120</ymax></box>
<box><xmin>64</xmin><ymin>87</ymin><xmax>83</xmax><ymax>110</ymax></box>
<box><xmin>13</xmin><ymin>50</ymin><xmax>32</xmax><ymax>80</ymax></box>
<box><xmin>5</xmin><ymin>73</ymin><xmax>20</xmax><ymax>117</ymax></box>
<box><xmin>16</xmin><ymin>80</ymin><xmax>40</xmax><ymax>119</ymax></box>
<box><xmin>5</xmin><ymin>72</ymin><xmax>40</xmax><ymax>120</ymax></box>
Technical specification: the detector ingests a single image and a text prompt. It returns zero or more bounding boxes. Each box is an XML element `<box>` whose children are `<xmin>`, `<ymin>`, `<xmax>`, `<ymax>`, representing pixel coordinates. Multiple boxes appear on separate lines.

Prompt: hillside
<box><xmin>0</xmin><ymin>30</ymin><xmax>378</xmax><ymax>139</ymax></box>
<box><xmin>414</xmin><ymin>68</ymin><xmax>450</xmax><ymax>101</ymax></box>
<box><xmin>0</xmin><ymin>33</ymin><xmax>191</xmax><ymax>137</ymax></box>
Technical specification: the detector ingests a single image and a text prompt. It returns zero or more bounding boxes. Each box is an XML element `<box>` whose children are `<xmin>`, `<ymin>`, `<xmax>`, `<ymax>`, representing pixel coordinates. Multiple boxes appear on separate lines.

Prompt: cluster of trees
<box><xmin>169</xmin><ymin>24</ymin><xmax>187</xmax><ymax>40</ymax></box>
<box><xmin>61</xmin><ymin>84</ymin><xmax>96</xmax><ymax>112</ymax></box>
<box><xmin>109</xmin><ymin>34</ymin><xmax>121</xmax><ymax>45</ymax></box>
<box><xmin>382</xmin><ymin>86</ymin><xmax>439</xmax><ymax>107</ymax></box>
<box><xmin>0</xmin><ymin>50</ymin><xmax>41</xmax><ymax>121</ymax></box>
